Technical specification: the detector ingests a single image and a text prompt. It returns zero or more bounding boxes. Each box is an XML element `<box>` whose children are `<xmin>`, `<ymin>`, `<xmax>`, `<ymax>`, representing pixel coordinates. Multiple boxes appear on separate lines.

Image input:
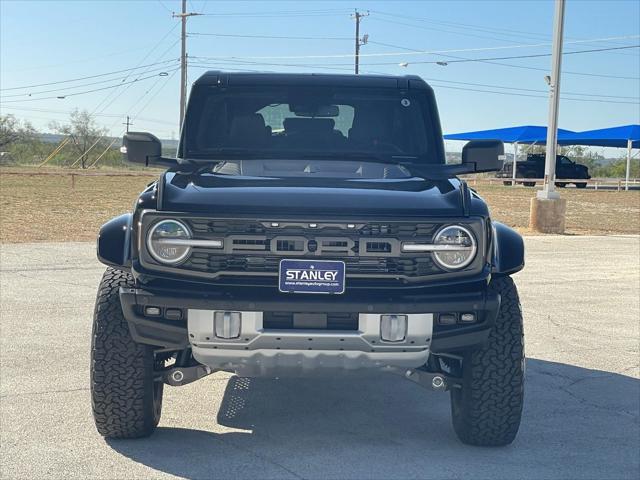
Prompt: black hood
<box><xmin>159</xmin><ymin>171</ymin><xmax>468</xmax><ymax>218</ymax></box>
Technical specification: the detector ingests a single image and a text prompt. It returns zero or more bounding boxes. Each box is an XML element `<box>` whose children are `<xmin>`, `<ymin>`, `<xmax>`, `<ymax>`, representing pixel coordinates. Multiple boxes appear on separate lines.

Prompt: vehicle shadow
<box><xmin>106</xmin><ymin>358</ymin><xmax>639</xmax><ymax>480</ymax></box>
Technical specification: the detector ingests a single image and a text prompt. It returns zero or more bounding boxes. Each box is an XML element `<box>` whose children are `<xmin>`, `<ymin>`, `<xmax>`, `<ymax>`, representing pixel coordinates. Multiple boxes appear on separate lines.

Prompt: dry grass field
<box><xmin>1</xmin><ymin>168</ymin><xmax>638</xmax><ymax>243</ymax></box>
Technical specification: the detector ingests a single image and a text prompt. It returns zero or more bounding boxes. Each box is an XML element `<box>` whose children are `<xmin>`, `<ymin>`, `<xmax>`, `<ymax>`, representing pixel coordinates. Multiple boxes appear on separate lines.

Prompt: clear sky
<box><xmin>1</xmin><ymin>0</ymin><xmax>639</xmax><ymax>145</ymax></box>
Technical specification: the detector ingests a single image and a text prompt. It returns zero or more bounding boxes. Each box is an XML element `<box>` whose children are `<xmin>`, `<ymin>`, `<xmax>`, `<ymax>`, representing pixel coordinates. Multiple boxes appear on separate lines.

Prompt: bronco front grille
<box><xmin>183</xmin><ymin>253</ymin><xmax>441</xmax><ymax>277</ymax></box>
<box><xmin>139</xmin><ymin>215</ymin><xmax>484</xmax><ymax>283</ymax></box>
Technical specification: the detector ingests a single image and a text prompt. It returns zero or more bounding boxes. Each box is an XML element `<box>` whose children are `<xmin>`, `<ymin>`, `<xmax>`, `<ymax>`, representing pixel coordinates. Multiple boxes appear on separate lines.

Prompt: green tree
<box><xmin>0</xmin><ymin>114</ymin><xmax>36</xmax><ymax>149</ymax></box>
<box><xmin>50</xmin><ymin>109</ymin><xmax>107</xmax><ymax>168</ymax></box>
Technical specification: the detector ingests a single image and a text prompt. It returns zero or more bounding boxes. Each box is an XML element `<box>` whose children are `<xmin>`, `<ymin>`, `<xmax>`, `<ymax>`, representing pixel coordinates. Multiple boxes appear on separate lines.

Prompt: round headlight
<box><xmin>147</xmin><ymin>219</ymin><xmax>192</xmax><ymax>265</ymax></box>
<box><xmin>432</xmin><ymin>225</ymin><xmax>477</xmax><ymax>270</ymax></box>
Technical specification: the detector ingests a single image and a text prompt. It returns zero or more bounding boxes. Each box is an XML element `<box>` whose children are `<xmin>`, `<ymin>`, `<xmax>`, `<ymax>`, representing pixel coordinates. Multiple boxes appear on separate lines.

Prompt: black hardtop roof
<box><xmin>193</xmin><ymin>71</ymin><xmax>431</xmax><ymax>90</ymax></box>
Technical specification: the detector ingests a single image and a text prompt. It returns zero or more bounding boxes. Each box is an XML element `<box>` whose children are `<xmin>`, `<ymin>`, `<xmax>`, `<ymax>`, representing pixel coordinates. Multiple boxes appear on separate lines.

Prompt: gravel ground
<box><xmin>0</xmin><ymin>236</ymin><xmax>639</xmax><ymax>479</ymax></box>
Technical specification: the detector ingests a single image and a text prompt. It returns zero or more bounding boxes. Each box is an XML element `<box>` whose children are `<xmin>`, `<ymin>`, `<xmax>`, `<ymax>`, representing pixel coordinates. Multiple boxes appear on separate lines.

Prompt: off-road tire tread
<box><xmin>451</xmin><ymin>276</ymin><xmax>524</xmax><ymax>446</ymax></box>
<box><xmin>91</xmin><ymin>267</ymin><xmax>162</xmax><ymax>438</ymax></box>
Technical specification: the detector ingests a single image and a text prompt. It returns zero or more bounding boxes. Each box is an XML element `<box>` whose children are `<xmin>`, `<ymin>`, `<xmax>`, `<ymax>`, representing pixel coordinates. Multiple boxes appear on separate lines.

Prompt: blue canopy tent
<box><xmin>444</xmin><ymin>125</ymin><xmax>576</xmax><ymax>144</ymax></box>
<box><xmin>444</xmin><ymin>125</ymin><xmax>576</xmax><ymax>181</ymax></box>
<box><xmin>559</xmin><ymin>125</ymin><xmax>639</xmax><ymax>190</ymax></box>
<box><xmin>560</xmin><ymin>125</ymin><xmax>639</xmax><ymax>148</ymax></box>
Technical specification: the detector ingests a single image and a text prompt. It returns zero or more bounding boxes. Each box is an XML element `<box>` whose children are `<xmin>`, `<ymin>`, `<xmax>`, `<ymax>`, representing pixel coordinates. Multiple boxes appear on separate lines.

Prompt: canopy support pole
<box><xmin>530</xmin><ymin>0</ymin><xmax>566</xmax><ymax>234</ymax></box>
<box><xmin>626</xmin><ymin>139</ymin><xmax>632</xmax><ymax>191</ymax></box>
<box><xmin>512</xmin><ymin>142</ymin><xmax>519</xmax><ymax>183</ymax></box>
<box><xmin>538</xmin><ymin>0</ymin><xmax>565</xmax><ymax>201</ymax></box>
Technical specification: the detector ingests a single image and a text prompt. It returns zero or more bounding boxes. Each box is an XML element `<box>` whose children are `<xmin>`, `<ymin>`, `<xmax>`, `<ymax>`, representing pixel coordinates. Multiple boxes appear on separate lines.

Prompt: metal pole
<box><xmin>512</xmin><ymin>142</ymin><xmax>519</xmax><ymax>184</ymax></box>
<box><xmin>352</xmin><ymin>10</ymin><xmax>368</xmax><ymax>74</ymax></box>
<box><xmin>354</xmin><ymin>10</ymin><xmax>360</xmax><ymax>74</ymax></box>
<box><xmin>179</xmin><ymin>0</ymin><xmax>187</xmax><ymax>125</ymax></box>
<box><xmin>538</xmin><ymin>0</ymin><xmax>565</xmax><ymax>201</ymax></box>
<box><xmin>122</xmin><ymin>115</ymin><xmax>133</xmax><ymax>133</ymax></box>
<box><xmin>625</xmin><ymin>139</ymin><xmax>632</xmax><ymax>191</ymax></box>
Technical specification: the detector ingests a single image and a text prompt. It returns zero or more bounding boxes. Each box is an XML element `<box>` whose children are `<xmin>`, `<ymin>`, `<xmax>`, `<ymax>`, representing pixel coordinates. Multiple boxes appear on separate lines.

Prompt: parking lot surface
<box><xmin>1</xmin><ymin>236</ymin><xmax>639</xmax><ymax>479</ymax></box>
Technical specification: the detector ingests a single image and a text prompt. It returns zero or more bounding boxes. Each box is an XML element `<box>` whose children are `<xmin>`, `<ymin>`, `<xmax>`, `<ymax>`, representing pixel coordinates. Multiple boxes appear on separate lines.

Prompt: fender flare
<box><xmin>491</xmin><ymin>221</ymin><xmax>524</xmax><ymax>276</ymax></box>
<box><xmin>97</xmin><ymin>213</ymin><xmax>132</xmax><ymax>270</ymax></box>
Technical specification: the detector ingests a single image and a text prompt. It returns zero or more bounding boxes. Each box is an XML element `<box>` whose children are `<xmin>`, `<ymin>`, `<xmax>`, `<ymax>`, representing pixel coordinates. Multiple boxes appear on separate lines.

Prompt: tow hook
<box><xmin>401</xmin><ymin>368</ymin><xmax>461</xmax><ymax>391</ymax></box>
<box><xmin>431</xmin><ymin>375</ymin><xmax>446</xmax><ymax>390</ymax></box>
<box><xmin>163</xmin><ymin>365</ymin><xmax>215</xmax><ymax>386</ymax></box>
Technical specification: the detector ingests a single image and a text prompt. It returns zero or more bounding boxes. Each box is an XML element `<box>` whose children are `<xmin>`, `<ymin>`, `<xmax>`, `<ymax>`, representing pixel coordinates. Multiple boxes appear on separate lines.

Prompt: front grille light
<box><xmin>147</xmin><ymin>219</ymin><xmax>193</xmax><ymax>265</ymax></box>
<box><xmin>147</xmin><ymin>219</ymin><xmax>224</xmax><ymax>265</ymax></box>
<box><xmin>402</xmin><ymin>225</ymin><xmax>476</xmax><ymax>270</ymax></box>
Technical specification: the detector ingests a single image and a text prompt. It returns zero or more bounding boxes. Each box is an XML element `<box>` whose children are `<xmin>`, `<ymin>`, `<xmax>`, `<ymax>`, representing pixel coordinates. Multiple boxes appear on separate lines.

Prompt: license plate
<box><xmin>279</xmin><ymin>259</ymin><xmax>345</xmax><ymax>294</ymax></box>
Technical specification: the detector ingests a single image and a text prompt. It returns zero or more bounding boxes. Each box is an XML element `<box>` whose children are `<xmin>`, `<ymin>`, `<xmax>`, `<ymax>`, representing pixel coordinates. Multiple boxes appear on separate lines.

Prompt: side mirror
<box><xmin>461</xmin><ymin>140</ymin><xmax>505</xmax><ymax>173</ymax></box>
<box><xmin>121</xmin><ymin>132</ymin><xmax>177</xmax><ymax>168</ymax></box>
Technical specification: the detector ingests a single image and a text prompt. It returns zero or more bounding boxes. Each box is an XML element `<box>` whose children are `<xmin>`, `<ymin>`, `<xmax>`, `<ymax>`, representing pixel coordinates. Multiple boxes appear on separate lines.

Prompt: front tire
<box><xmin>91</xmin><ymin>268</ymin><xmax>164</xmax><ymax>439</ymax></box>
<box><xmin>450</xmin><ymin>276</ymin><xmax>524</xmax><ymax>446</ymax></box>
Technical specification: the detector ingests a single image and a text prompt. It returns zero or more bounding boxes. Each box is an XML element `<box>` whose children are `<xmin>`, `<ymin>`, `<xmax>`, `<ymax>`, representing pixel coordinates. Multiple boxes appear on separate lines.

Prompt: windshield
<box><xmin>182</xmin><ymin>85</ymin><xmax>440</xmax><ymax>163</ymax></box>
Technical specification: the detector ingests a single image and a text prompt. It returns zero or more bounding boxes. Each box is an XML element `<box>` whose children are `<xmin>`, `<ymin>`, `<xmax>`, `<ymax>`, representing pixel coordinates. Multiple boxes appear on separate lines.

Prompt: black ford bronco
<box><xmin>92</xmin><ymin>72</ymin><xmax>525</xmax><ymax>446</ymax></box>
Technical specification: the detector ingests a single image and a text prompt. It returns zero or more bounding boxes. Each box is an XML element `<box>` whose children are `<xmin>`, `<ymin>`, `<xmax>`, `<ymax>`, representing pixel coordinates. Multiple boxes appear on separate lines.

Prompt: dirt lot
<box><xmin>1</xmin><ymin>168</ymin><xmax>638</xmax><ymax>242</ymax></box>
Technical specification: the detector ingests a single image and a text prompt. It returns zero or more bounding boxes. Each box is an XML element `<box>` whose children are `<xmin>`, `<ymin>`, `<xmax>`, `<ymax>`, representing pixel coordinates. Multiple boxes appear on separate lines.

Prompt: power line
<box><xmin>0</xmin><ymin>70</ymin><xmax>178</xmax><ymax>103</ymax></box>
<box><xmin>369</xmin><ymin>15</ymin><xmax>549</xmax><ymax>46</ymax></box>
<box><xmin>157</xmin><ymin>0</ymin><xmax>173</xmax><ymax>13</ymax></box>
<box><xmin>188</xmin><ymin>34</ymin><xmax>640</xmax><ymax>60</ymax></box>
<box><xmin>192</xmin><ymin>44</ymin><xmax>640</xmax><ymax>73</ymax></box>
<box><xmin>370</xmin><ymin>9</ymin><xmax>552</xmax><ymax>41</ymax></box>
<box><xmin>190</xmin><ymin>57</ymin><xmax>360</xmax><ymax>72</ymax></box>
<box><xmin>88</xmin><ymin>68</ymin><xmax>182</xmax><ymax>168</ymax></box>
<box><xmin>0</xmin><ymin>64</ymin><xmax>178</xmax><ymax>99</ymax></box>
<box><xmin>362</xmin><ymin>44</ymin><xmax>640</xmax><ymax>66</ymax></box>
<box><xmin>428</xmin><ymin>83</ymin><xmax>638</xmax><ymax>105</ymax></box>
<box><xmin>3</xmin><ymin>43</ymin><xmax>177</xmax><ymax>74</ymax></box>
<box><xmin>189</xmin><ymin>59</ymin><xmax>638</xmax><ymax>105</ymax></box>
<box><xmin>1</xmin><ymin>105</ymin><xmax>176</xmax><ymax>125</ymax></box>
<box><xmin>30</xmin><ymin>22</ymin><xmax>183</xmax><ymax>168</ymax></box>
<box><xmin>199</xmin><ymin>9</ymin><xmax>352</xmax><ymax>17</ymax></box>
<box><xmin>88</xmin><ymin>23</ymin><xmax>180</xmax><ymax>115</ymax></box>
<box><xmin>368</xmin><ymin>14</ymin><xmax>640</xmax><ymax>58</ymax></box>
<box><xmin>131</xmin><ymin>68</ymin><xmax>180</xmax><ymax>125</ymax></box>
<box><xmin>428</xmin><ymin>79</ymin><xmax>639</xmax><ymax>102</ymax></box>
<box><xmin>370</xmin><ymin>9</ymin><xmax>640</xmax><ymax>51</ymax></box>
<box><xmin>0</xmin><ymin>59</ymin><xmax>179</xmax><ymax>91</ymax></box>
<box><xmin>188</xmin><ymin>32</ymin><xmax>351</xmax><ymax>40</ymax></box>
<box><xmin>419</xmin><ymin>76</ymin><xmax>638</xmax><ymax>100</ymax></box>
<box><xmin>367</xmin><ymin>40</ymin><xmax>640</xmax><ymax>80</ymax></box>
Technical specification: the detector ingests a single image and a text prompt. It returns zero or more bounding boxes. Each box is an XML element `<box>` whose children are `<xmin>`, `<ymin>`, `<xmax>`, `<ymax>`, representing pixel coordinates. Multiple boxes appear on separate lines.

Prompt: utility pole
<box><xmin>122</xmin><ymin>116</ymin><xmax>133</xmax><ymax>133</ymax></box>
<box><xmin>173</xmin><ymin>0</ymin><xmax>201</xmax><ymax>126</ymax></box>
<box><xmin>352</xmin><ymin>9</ymin><xmax>369</xmax><ymax>74</ymax></box>
<box><xmin>530</xmin><ymin>0</ymin><xmax>567</xmax><ymax>234</ymax></box>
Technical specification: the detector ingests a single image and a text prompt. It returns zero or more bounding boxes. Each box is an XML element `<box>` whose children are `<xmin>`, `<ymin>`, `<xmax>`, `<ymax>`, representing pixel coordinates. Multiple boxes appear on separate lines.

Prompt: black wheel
<box><xmin>502</xmin><ymin>181</ymin><xmax>513</xmax><ymax>186</ymax></box>
<box><xmin>523</xmin><ymin>171</ymin><xmax>536</xmax><ymax>187</ymax></box>
<box><xmin>555</xmin><ymin>182</ymin><xmax>566</xmax><ymax>188</ymax></box>
<box><xmin>91</xmin><ymin>267</ymin><xmax>164</xmax><ymax>438</ymax></box>
<box><xmin>450</xmin><ymin>276</ymin><xmax>524</xmax><ymax>446</ymax></box>
<box><xmin>576</xmin><ymin>182</ymin><xmax>587</xmax><ymax>189</ymax></box>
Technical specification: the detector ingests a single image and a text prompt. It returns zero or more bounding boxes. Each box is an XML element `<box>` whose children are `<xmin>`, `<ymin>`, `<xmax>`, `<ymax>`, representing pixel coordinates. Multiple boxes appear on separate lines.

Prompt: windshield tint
<box><xmin>183</xmin><ymin>85</ymin><xmax>439</xmax><ymax>163</ymax></box>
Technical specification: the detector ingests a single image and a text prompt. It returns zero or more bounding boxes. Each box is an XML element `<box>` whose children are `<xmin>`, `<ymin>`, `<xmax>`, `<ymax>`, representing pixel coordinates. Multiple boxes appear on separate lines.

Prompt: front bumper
<box><xmin>119</xmin><ymin>284</ymin><xmax>500</xmax><ymax>375</ymax></box>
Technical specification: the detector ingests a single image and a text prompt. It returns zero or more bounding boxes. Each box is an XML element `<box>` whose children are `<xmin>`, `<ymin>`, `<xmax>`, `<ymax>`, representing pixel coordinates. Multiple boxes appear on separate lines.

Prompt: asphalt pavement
<box><xmin>1</xmin><ymin>236</ymin><xmax>639</xmax><ymax>479</ymax></box>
